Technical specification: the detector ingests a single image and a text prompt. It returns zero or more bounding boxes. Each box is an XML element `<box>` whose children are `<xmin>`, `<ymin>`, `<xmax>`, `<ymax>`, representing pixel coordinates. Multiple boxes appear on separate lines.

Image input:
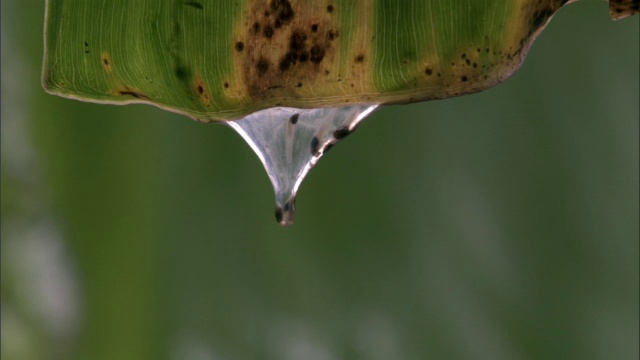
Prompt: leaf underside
<box><xmin>42</xmin><ymin>0</ymin><xmax>632</xmax><ymax>122</ymax></box>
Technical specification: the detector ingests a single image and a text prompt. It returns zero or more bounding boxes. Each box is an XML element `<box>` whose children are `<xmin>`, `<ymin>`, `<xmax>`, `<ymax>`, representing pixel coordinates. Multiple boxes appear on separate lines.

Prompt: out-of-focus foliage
<box><xmin>2</xmin><ymin>1</ymin><xmax>638</xmax><ymax>360</ymax></box>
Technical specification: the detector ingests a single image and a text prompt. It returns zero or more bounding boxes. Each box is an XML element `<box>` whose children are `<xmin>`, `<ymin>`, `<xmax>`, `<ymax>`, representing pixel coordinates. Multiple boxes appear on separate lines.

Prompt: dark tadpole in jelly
<box><xmin>333</xmin><ymin>127</ymin><xmax>351</xmax><ymax>139</ymax></box>
<box><xmin>275</xmin><ymin>206</ymin><xmax>284</xmax><ymax>223</ymax></box>
<box><xmin>310</xmin><ymin>136</ymin><xmax>320</xmax><ymax>155</ymax></box>
<box><xmin>276</xmin><ymin>198</ymin><xmax>296</xmax><ymax>226</ymax></box>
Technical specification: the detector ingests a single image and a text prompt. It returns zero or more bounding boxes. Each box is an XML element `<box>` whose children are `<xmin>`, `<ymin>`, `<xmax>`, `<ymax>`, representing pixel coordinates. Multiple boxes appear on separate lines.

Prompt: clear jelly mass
<box><xmin>228</xmin><ymin>104</ymin><xmax>379</xmax><ymax>226</ymax></box>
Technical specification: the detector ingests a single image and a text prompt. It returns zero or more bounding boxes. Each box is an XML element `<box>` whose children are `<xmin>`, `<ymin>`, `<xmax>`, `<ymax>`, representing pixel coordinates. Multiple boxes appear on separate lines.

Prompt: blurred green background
<box><xmin>1</xmin><ymin>1</ymin><xmax>638</xmax><ymax>359</ymax></box>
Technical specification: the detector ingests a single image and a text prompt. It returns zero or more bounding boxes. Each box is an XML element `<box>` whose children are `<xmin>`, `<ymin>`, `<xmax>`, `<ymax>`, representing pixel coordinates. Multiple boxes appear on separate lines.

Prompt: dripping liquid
<box><xmin>228</xmin><ymin>104</ymin><xmax>379</xmax><ymax>226</ymax></box>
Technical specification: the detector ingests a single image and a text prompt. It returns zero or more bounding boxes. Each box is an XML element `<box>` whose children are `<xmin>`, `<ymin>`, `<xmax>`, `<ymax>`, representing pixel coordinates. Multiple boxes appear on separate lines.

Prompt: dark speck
<box><xmin>223</xmin><ymin>82</ymin><xmax>229</xmax><ymax>88</ymax></box>
<box><xmin>289</xmin><ymin>113</ymin><xmax>299</xmax><ymax>124</ymax></box>
<box><xmin>290</xmin><ymin>31</ymin><xmax>307</xmax><ymax>51</ymax></box>
<box><xmin>175</xmin><ymin>65</ymin><xmax>190</xmax><ymax>79</ymax></box>
<box><xmin>257</xmin><ymin>58</ymin><xmax>270</xmax><ymax>75</ymax></box>
<box><xmin>118</xmin><ymin>90</ymin><xmax>150</xmax><ymax>100</ymax></box>
<box><xmin>253</xmin><ymin>22</ymin><xmax>261</xmax><ymax>33</ymax></box>
<box><xmin>309</xmin><ymin>45</ymin><xmax>325</xmax><ymax>63</ymax></box>
<box><xmin>263</xmin><ymin>25</ymin><xmax>274</xmax><ymax>38</ymax></box>
<box><xmin>461</xmin><ymin>75</ymin><xmax>468</xmax><ymax>82</ymax></box>
<box><xmin>425</xmin><ymin>68</ymin><xmax>433</xmax><ymax>75</ymax></box>
<box><xmin>183</xmin><ymin>1</ymin><xmax>203</xmax><ymax>9</ymax></box>
<box><xmin>84</xmin><ymin>41</ymin><xmax>89</xmax><ymax>47</ymax></box>
<box><xmin>235</xmin><ymin>42</ymin><xmax>244</xmax><ymax>51</ymax></box>
<box><xmin>355</xmin><ymin>54</ymin><xmax>364</xmax><ymax>63</ymax></box>
<box><xmin>334</xmin><ymin>127</ymin><xmax>350</xmax><ymax>139</ymax></box>
<box><xmin>286</xmin><ymin>52</ymin><xmax>298</xmax><ymax>62</ymax></box>
<box><xmin>279</xmin><ymin>52</ymin><xmax>297</xmax><ymax>71</ymax></box>
<box><xmin>275</xmin><ymin>207</ymin><xmax>283</xmax><ymax>223</ymax></box>
<box><xmin>197</xmin><ymin>85</ymin><xmax>204</xmax><ymax>94</ymax></box>
<box><xmin>327</xmin><ymin>4</ymin><xmax>334</xmax><ymax>12</ymax></box>
<box><xmin>279</xmin><ymin>58</ymin><xmax>291</xmax><ymax>71</ymax></box>
<box><xmin>278</xmin><ymin>1</ymin><xmax>294</xmax><ymax>21</ymax></box>
<box><xmin>310</xmin><ymin>137</ymin><xmax>320</xmax><ymax>154</ymax></box>
<box><xmin>311</xmin><ymin>24</ymin><xmax>319</xmax><ymax>32</ymax></box>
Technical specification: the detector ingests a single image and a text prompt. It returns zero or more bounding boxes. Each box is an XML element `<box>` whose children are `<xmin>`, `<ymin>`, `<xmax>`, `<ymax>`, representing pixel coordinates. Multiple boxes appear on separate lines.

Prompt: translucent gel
<box><xmin>228</xmin><ymin>104</ymin><xmax>379</xmax><ymax>226</ymax></box>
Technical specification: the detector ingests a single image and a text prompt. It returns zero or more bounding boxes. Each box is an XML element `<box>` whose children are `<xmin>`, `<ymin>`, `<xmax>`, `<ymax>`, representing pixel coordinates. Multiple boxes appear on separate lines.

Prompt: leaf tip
<box><xmin>609</xmin><ymin>0</ymin><xmax>640</xmax><ymax>20</ymax></box>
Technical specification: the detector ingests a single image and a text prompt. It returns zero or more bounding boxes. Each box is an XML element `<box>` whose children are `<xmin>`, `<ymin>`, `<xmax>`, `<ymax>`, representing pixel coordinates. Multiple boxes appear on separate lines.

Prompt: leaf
<box><xmin>609</xmin><ymin>0</ymin><xmax>640</xmax><ymax>20</ymax></box>
<box><xmin>42</xmin><ymin>0</ymin><xmax>634</xmax><ymax>122</ymax></box>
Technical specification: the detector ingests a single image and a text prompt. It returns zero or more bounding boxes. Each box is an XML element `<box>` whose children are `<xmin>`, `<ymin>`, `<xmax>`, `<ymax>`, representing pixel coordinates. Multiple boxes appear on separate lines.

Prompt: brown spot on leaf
<box><xmin>240</xmin><ymin>1</ymin><xmax>337</xmax><ymax>99</ymax></box>
<box><xmin>193</xmin><ymin>77</ymin><xmax>211</xmax><ymax>107</ymax></box>
<box><xmin>257</xmin><ymin>57</ymin><xmax>270</xmax><ymax>75</ymax></box>
<box><xmin>101</xmin><ymin>52</ymin><xmax>112</xmax><ymax>73</ymax></box>
<box><xmin>309</xmin><ymin>45</ymin><xmax>325</xmax><ymax>63</ymax></box>
<box><xmin>117</xmin><ymin>90</ymin><xmax>150</xmax><ymax>100</ymax></box>
<box><xmin>263</xmin><ymin>25</ymin><xmax>274</xmax><ymax>38</ymax></box>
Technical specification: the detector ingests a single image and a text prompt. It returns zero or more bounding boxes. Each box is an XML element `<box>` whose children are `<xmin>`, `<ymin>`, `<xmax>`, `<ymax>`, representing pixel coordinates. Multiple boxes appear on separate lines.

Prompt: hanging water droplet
<box><xmin>228</xmin><ymin>104</ymin><xmax>379</xmax><ymax>226</ymax></box>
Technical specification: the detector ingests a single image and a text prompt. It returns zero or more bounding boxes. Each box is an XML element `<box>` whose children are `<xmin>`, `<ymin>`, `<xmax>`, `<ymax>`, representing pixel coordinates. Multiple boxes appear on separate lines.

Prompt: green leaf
<box><xmin>42</xmin><ymin>0</ymin><xmax>634</xmax><ymax>122</ymax></box>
